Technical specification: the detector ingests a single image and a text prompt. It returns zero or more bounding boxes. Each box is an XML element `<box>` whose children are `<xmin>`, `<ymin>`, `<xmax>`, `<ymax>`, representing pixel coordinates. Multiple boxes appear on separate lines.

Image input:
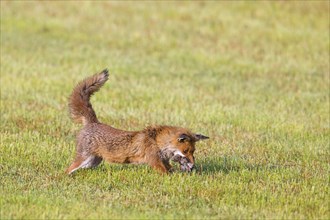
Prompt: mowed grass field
<box><xmin>1</xmin><ymin>1</ymin><xmax>329</xmax><ymax>219</ymax></box>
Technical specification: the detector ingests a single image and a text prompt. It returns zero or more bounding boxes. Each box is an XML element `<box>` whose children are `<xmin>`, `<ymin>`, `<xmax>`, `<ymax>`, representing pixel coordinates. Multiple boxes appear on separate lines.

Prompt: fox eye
<box><xmin>183</xmin><ymin>149</ymin><xmax>188</xmax><ymax>154</ymax></box>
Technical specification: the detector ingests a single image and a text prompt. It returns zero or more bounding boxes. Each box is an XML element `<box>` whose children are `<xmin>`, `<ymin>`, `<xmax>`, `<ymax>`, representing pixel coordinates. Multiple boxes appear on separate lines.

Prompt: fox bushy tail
<box><xmin>69</xmin><ymin>69</ymin><xmax>109</xmax><ymax>125</ymax></box>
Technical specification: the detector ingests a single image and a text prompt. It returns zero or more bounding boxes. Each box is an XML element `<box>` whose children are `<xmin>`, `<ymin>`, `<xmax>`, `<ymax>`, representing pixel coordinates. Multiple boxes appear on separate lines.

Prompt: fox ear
<box><xmin>194</xmin><ymin>134</ymin><xmax>209</xmax><ymax>141</ymax></box>
<box><xmin>147</xmin><ymin>127</ymin><xmax>158</xmax><ymax>139</ymax></box>
<box><xmin>178</xmin><ymin>134</ymin><xmax>191</xmax><ymax>143</ymax></box>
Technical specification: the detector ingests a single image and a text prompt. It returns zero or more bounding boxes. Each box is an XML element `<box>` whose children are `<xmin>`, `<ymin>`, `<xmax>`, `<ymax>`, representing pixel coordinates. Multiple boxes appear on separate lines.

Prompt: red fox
<box><xmin>66</xmin><ymin>69</ymin><xmax>209</xmax><ymax>174</ymax></box>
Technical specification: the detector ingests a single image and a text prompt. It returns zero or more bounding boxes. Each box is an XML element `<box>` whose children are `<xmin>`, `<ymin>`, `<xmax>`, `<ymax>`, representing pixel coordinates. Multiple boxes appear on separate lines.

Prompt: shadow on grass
<box><xmin>194</xmin><ymin>156</ymin><xmax>280</xmax><ymax>175</ymax></box>
<box><xmin>66</xmin><ymin>156</ymin><xmax>280</xmax><ymax>176</ymax></box>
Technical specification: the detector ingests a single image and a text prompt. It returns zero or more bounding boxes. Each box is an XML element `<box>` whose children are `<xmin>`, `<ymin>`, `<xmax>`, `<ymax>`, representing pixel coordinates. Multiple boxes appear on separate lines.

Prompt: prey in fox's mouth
<box><xmin>171</xmin><ymin>153</ymin><xmax>195</xmax><ymax>172</ymax></box>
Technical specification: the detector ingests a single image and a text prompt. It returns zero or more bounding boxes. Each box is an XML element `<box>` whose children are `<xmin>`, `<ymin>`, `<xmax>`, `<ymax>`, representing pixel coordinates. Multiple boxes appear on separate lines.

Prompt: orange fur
<box><xmin>66</xmin><ymin>69</ymin><xmax>209</xmax><ymax>174</ymax></box>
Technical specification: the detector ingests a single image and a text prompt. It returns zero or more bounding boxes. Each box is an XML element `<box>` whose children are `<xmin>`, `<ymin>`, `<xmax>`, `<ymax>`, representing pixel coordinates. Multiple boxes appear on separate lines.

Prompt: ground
<box><xmin>1</xmin><ymin>1</ymin><xmax>329</xmax><ymax>219</ymax></box>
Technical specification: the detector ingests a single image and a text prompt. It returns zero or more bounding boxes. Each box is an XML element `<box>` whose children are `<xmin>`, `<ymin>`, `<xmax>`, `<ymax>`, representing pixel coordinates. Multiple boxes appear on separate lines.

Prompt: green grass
<box><xmin>1</xmin><ymin>1</ymin><xmax>329</xmax><ymax>219</ymax></box>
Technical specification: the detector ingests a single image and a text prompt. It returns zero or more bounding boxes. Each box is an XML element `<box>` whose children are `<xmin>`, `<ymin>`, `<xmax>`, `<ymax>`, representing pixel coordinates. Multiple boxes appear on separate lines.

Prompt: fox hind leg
<box><xmin>66</xmin><ymin>155</ymin><xmax>103</xmax><ymax>175</ymax></box>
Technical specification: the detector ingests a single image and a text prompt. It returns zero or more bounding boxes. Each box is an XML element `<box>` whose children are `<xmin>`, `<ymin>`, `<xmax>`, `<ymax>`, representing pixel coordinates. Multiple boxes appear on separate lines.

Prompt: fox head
<box><xmin>152</xmin><ymin>126</ymin><xmax>209</xmax><ymax>172</ymax></box>
<box><xmin>172</xmin><ymin>133</ymin><xmax>209</xmax><ymax>171</ymax></box>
